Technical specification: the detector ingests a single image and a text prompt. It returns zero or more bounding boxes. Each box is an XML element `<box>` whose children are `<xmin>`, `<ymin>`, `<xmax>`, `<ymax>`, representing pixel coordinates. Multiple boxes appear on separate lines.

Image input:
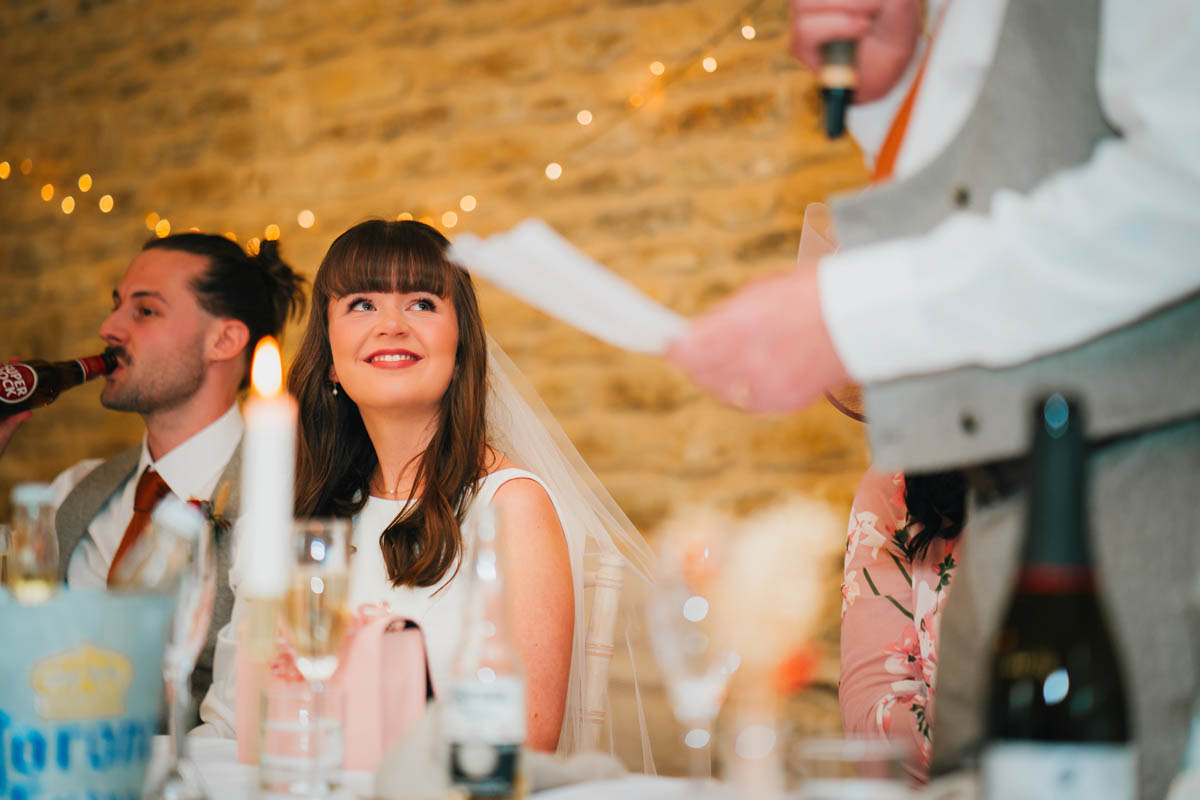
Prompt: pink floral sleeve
<box><xmin>839</xmin><ymin>469</ymin><xmax>957</xmax><ymax>777</ymax></box>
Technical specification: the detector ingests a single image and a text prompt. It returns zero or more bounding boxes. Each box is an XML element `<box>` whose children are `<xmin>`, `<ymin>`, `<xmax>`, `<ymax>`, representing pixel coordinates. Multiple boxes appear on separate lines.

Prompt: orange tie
<box><xmin>871</xmin><ymin>3</ymin><xmax>950</xmax><ymax>182</ymax></box>
<box><xmin>107</xmin><ymin>467</ymin><xmax>172</xmax><ymax>585</ymax></box>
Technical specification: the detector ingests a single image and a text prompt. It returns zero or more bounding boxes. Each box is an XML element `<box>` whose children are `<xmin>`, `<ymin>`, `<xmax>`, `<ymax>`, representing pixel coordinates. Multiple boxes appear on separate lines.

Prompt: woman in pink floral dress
<box><xmin>839</xmin><ymin>468</ymin><xmax>966</xmax><ymax>779</ymax></box>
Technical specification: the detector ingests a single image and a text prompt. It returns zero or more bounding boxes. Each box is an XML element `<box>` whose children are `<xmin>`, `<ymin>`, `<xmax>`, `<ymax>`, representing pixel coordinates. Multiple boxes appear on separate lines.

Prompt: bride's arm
<box><xmin>491</xmin><ymin>477</ymin><xmax>575</xmax><ymax>752</ymax></box>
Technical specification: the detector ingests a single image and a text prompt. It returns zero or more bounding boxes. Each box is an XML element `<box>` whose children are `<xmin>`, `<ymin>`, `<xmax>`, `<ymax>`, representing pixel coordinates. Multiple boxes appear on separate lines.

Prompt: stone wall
<box><xmin>0</xmin><ymin>0</ymin><xmax>871</xmax><ymax>774</ymax></box>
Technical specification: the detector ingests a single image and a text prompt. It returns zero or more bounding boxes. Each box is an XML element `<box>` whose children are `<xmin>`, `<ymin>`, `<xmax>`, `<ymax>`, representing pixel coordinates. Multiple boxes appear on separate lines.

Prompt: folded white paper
<box><xmin>449</xmin><ymin>219</ymin><xmax>687</xmax><ymax>355</ymax></box>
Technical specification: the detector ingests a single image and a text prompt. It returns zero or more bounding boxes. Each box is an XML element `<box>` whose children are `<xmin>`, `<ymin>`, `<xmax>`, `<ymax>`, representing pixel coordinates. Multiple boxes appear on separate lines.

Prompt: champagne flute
<box><xmin>6</xmin><ymin>483</ymin><xmax>59</xmax><ymax>604</ymax></box>
<box><xmin>646</xmin><ymin>536</ymin><xmax>739</xmax><ymax>785</ymax></box>
<box><xmin>283</xmin><ymin>517</ymin><xmax>351</xmax><ymax>795</ymax></box>
<box><xmin>135</xmin><ymin>497</ymin><xmax>217</xmax><ymax>800</ymax></box>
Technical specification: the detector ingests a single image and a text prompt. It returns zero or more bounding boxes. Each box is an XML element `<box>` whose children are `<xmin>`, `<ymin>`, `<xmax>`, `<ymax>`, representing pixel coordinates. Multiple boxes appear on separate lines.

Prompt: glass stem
<box><xmin>169</xmin><ymin>674</ymin><xmax>189</xmax><ymax>768</ymax></box>
<box><xmin>686</xmin><ymin>721</ymin><xmax>714</xmax><ymax>782</ymax></box>
<box><xmin>310</xmin><ymin>679</ymin><xmax>324</xmax><ymax>791</ymax></box>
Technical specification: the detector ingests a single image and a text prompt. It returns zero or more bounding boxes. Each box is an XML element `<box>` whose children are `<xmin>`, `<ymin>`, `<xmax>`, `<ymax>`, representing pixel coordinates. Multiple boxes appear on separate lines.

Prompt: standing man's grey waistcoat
<box><xmin>829</xmin><ymin>1</ymin><xmax>1200</xmax><ymax>798</ymax></box>
<box><xmin>56</xmin><ymin>445</ymin><xmax>241</xmax><ymax>721</ymax></box>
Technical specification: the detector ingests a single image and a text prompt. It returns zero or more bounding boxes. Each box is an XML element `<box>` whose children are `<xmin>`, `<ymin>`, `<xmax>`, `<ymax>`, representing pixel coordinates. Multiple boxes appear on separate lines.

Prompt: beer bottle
<box><xmin>0</xmin><ymin>350</ymin><xmax>118</xmax><ymax>418</ymax></box>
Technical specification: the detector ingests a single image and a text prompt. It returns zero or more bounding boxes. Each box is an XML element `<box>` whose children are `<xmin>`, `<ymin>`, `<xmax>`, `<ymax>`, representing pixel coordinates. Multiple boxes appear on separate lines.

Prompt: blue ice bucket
<box><xmin>0</xmin><ymin>588</ymin><xmax>173</xmax><ymax>800</ymax></box>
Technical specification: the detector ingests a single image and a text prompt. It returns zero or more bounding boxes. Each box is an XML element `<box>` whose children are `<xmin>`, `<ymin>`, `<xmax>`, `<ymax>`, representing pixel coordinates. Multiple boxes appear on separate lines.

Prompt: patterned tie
<box><xmin>107</xmin><ymin>467</ymin><xmax>172</xmax><ymax>586</ymax></box>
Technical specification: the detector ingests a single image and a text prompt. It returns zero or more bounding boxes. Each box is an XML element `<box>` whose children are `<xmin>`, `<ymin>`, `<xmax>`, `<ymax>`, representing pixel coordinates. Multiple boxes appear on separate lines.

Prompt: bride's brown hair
<box><xmin>289</xmin><ymin>219</ymin><xmax>489</xmax><ymax>587</ymax></box>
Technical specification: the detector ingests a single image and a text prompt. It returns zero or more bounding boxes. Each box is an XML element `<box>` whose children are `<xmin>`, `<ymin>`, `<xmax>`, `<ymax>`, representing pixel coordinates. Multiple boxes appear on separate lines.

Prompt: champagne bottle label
<box><xmin>444</xmin><ymin>675</ymin><xmax>526</xmax><ymax>742</ymax></box>
<box><xmin>0</xmin><ymin>363</ymin><xmax>38</xmax><ymax>404</ymax></box>
<box><xmin>983</xmin><ymin>742</ymin><xmax>1136</xmax><ymax>799</ymax></box>
<box><xmin>449</xmin><ymin>742</ymin><xmax>522</xmax><ymax>798</ymax></box>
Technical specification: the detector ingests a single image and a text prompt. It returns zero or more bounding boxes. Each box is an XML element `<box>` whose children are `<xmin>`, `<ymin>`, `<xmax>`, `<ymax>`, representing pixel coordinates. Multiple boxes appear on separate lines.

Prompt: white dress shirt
<box><xmin>819</xmin><ymin>0</ymin><xmax>1200</xmax><ymax>383</ymax></box>
<box><xmin>53</xmin><ymin>404</ymin><xmax>243</xmax><ymax>588</ymax></box>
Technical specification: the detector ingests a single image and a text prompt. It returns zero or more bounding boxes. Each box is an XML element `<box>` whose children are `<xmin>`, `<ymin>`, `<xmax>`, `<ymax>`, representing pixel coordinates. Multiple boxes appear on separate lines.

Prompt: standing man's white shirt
<box><xmin>53</xmin><ymin>403</ymin><xmax>243</xmax><ymax>587</ymax></box>
<box><xmin>820</xmin><ymin>0</ymin><xmax>1200</xmax><ymax>382</ymax></box>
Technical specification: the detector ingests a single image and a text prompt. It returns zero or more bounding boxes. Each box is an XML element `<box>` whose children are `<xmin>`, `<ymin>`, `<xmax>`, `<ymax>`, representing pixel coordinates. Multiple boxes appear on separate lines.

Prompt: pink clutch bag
<box><xmin>235</xmin><ymin>608</ymin><xmax>435</xmax><ymax>772</ymax></box>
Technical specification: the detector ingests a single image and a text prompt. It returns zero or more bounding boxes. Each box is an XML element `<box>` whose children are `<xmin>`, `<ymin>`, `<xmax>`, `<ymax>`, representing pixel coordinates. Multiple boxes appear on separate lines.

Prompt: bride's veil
<box><xmin>484</xmin><ymin>336</ymin><xmax>656</xmax><ymax>771</ymax></box>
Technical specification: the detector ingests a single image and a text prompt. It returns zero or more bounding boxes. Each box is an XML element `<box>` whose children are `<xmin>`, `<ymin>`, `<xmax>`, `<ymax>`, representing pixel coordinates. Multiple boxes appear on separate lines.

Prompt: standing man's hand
<box><xmin>0</xmin><ymin>411</ymin><xmax>31</xmax><ymax>459</ymax></box>
<box><xmin>666</xmin><ymin>263</ymin><xmax>850</xmax><ymax>414</ymax></box>
<box><xmin>790</xmin><ymin>0</ymin><xmax>922</xmax><ymax>103</ymax></box>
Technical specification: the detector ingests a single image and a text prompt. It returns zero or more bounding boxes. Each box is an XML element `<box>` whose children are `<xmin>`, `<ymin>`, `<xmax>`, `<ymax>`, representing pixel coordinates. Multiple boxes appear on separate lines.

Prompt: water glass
<box><xmin>259</xmin><ymin>682</ymin><xmax>345</xmax><ymax>797</ymax></box>
<box><xmin>788</xmin><ymin>738</ymin><xmax>912</xmax><ymax>799</ymax></box>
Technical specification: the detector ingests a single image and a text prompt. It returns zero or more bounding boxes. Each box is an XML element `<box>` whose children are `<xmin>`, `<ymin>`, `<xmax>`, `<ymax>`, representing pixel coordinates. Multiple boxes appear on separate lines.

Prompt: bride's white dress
<box><xmin>347</xmin><ymin>467</ymin><xmax>563</xmax><ymax>695</ymax></box>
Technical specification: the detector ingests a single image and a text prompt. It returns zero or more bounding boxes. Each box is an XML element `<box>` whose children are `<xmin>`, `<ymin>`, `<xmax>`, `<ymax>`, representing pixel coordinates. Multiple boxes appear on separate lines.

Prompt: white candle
<box><xmin>240</xmin><ymin>336</ymin><xmax>296</xmax><ymax>598</ymax></box>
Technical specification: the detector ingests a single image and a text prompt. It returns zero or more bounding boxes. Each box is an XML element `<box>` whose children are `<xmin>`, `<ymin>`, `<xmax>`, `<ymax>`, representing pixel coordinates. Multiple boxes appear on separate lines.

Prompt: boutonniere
<box><xmin>188</xmin><ymin>480</ymin><xmax>233</xmax><ymax>533</ymax></box>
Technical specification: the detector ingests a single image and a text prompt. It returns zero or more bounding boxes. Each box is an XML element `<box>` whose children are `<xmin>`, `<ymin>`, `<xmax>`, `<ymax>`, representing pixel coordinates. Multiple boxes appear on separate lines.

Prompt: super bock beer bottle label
<box><xmin>0</xmin><ymin>363</ymin><xmax>38</xmax><ymax>404</ymax></box>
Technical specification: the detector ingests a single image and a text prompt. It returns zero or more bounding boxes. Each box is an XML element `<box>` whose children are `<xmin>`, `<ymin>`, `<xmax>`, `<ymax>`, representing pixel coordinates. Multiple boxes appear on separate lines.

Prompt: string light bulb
<box><xmin>629</xmin><ymin>93</ymin><xmax>645</xmax><ymax>108</ymax></box>
<box><xmin>0</xmin><ymin>162</ymin><xmax>10</xmax><ymax>180</ymax></box>
<box><xmin>459</xmin><ymin>195</ymin><xmax>477</xmax><ymax>212</ymax></box>
<box><xmin>155</xmin><ymin>218</ymin><xmax>171</xmax><ymax>238</ymax></box>
<box><xmin>224</xmin><ymin>231</ymin><xmax>238</xmax><ymax>241</ymax></box>
<box><xmin>741</xmin><ymin>24</ymin><xmax>756</xmax><ymax>40</ymax></box>
<box><xmin>397</xmin><ymin>212</ymin><xmax>414</xmax><ymax>221</ymax></box>
<box><xmin>19</xmin><ymin>159</ymin><xmax>32</xmax><ymax>175</ymax></box>
<box><xmin>61</xmin><ymin>196</ymin><xmax>75</xmax><ymax>214</ymax></box>
<box><xmin>264</xmin><ymin>223</ymin><xmax>280</xmax><ymax>241</ymax></box>
<box><xmin>41</xmin><ymin>184</ymin><xmax>54</xmax><ymax>202</ymax></box>
<box><xmin>78</xmin><ymin>174</ymin><xmax>92</xmax><ymax>192</ymax></box>
<box><xmin>702</xmin><ymin>56</ymin><xmax>718</xmax><ymax>73</ymax></box>
<box><xmin>145</xmin><ymin>212</ymin><xmax>160</xmax><ymax>230</ymax></box>
<box><xmin>247</xmin><ymin>237</ymin><xmax>261</xmax><ymax>255</ymax></box>
<box><xmin>441</xmin><ymin>211</ymin><xmax>458</xmax><ymax>228</ymax></box>
<box><xmin>545</xmin><ymin>162</ymin><xmax>563</xmax><ymax>180</ymax></box>
<box><xmin>577</xmin><ymin>109</ymin><xmax>593</xmax><ymax>126</ymax></box>
<box><xmin>297</xmin><ymin>209</ymin><xmax>315</xmax><ymax>229</ymax></box>
<box><xmin>99</xmin><ymin>194</ymin><xmax>114</xmax><ymax>213</ymax></box>
<box><xmin>649</xmin><ymin>61</ymin><xmax>665</xmax><ymax>76</ymax></box>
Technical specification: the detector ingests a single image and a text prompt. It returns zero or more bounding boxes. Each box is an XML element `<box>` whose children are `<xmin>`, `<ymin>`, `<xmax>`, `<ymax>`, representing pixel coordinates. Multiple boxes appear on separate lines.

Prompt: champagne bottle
<box><xmin>0</xmin><ymin>350</ymin><xmax>118</xmax><ymax>418</ymax></box>
<box><xmin>444</xmin><ymin>505</ymin><xmax>527</xmax><ymax>800</ymax></box>
<box><xmin>982</xmin><ymin>393</ymin><xmax>1134</xmax><ymax>799</ymax></box>
<box><xmin>5</xmin><ymin>482</ymin><xmax>59</xmax><ymax>604</ymax></box>
<box><xmin>819</xmin><ymin>40</ymin><xmax>856</xmax><ymax>138</ymax></box>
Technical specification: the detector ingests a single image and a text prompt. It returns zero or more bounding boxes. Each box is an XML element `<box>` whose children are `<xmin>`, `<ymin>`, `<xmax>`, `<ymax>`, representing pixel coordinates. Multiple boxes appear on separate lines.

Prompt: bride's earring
<box><xmin>331</xmin><ymin>382</ymin><xmax>339</xmax><ymax>397</ymax></box>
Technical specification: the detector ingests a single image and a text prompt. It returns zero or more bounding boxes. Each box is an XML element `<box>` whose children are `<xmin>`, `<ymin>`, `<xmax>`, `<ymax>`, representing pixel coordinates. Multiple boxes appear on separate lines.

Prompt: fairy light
<box><xmin>12</xmin><ymin>0</ymin><xmax>765</xmax><ymax>239</ymax></box>
<box><xmin>0</xmin><ymin>162</ymin><xmax>10</xmax><ymax>180</ymax></box>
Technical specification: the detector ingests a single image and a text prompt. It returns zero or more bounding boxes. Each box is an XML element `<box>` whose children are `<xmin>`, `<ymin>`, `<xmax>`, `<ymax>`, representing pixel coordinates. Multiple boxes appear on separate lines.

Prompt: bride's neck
<box><xmin>359</xmin><ymin>407</ymin><xmax>439</xmax><ymax>498</ymax></box>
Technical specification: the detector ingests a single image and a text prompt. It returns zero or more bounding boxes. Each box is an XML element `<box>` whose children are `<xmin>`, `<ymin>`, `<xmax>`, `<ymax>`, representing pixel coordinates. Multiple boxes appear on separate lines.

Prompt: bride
<box><xmin>287</xmin><ymin>218</ymin><xmax>651</xmax><ymax>754</ymax></box>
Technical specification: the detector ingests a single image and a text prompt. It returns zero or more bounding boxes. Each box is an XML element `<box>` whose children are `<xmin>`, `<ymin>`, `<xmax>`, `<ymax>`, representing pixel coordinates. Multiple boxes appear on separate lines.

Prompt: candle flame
<box><xmin>251</xmin><ymin>336</ymin><xmax>283</xmax><ymax>396</ymax></box>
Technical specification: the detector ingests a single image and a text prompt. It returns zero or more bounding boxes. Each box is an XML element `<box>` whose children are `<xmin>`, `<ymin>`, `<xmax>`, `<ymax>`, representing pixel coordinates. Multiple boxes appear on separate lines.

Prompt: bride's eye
<box><xmin>411</xmin><ymin>297</ymin><xmax>437</xmax><ymax>312</ymax></box>
<box><xmin>348</xmin><ymin>297</ymin><xmax>375</xmax><ymax>312</ymax></box>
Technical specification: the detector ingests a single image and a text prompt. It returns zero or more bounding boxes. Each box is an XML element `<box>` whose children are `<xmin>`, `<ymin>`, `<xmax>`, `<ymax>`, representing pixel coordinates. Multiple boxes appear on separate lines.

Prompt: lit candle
<box><xmin>241</xmin><ymin>336</ymin><xmax>296</xmax><ymax>598</ymax></box>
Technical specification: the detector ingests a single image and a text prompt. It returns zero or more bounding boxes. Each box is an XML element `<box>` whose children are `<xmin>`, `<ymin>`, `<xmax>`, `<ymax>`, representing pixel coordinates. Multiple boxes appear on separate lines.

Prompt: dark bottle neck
<box><xmin>1020</xmin><ymin>395</ymin><xmax>1093</xmax><ymax>579</ymax></box>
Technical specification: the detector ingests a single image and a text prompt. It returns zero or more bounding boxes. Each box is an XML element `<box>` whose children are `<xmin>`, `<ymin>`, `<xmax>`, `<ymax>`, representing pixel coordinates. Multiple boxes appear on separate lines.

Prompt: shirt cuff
<box><xmin>818</xmin><ymin>238</ymin><xmax>929</xmax><ymax>383</ymax></box>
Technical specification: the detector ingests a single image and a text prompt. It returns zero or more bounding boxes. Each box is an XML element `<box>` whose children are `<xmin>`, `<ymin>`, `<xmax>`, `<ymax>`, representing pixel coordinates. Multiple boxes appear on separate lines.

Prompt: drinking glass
<box><xmin>141</xmin><ymin>498</ymin><xmax>218</xmax><ymax>800</ymax></box>
<box><xmin>6</xmin><ymin>485</ymin><xmax>59</xmax><ymax>604</ymax></box>
<box><xmin>645</xmin><ymin>537</ymin><xmax>739</xmax><ymax>784</ymax></box>
<box><xmin>788</xmin><ymin>737</ymin><xmax>912</xmax><ymax>800</ymax></box>
<box><xmin>280</xmin><ymin>517</ymin><xmax>351</xmax><ymax>796</ymax></box>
